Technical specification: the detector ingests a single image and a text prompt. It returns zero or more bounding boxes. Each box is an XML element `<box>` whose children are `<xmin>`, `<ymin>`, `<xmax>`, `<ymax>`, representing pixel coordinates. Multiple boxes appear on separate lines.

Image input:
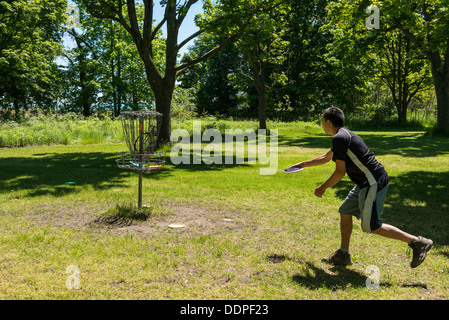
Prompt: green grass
<box><xmin>0</xmin><ymin>120</ymin><xmax>448</xmax><ymax>299</ymax></box>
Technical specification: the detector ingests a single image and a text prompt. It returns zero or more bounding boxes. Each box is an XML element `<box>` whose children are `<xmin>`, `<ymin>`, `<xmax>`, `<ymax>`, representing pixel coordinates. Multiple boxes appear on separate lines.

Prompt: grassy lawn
<box><xmin>0</xmin><ymin>121</ymin><xmax>448</xmax><ymax>300</ymax></box>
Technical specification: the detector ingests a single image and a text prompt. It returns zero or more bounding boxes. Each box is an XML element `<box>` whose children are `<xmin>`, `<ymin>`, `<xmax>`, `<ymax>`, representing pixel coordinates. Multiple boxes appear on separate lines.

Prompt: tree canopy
<box><xmin>0</xmin><ymin>0</ymin><xmax>67</xmax><ymax>114</ymax></box>
<box><xmin>0</xmin><ymin>0</ymin><xmax>446</xmax><ymax>131</ymax></box>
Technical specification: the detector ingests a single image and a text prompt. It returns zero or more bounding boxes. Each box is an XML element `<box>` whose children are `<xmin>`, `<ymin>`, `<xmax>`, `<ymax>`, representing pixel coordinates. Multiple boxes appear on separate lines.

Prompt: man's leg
<box><xmin>322</xmin><ymin>213</ymin><xmax>353</xmax><ymax>266</ymax></box>
<box><xmin>322</xmin><ymin>185</ymin><xmax>359</xmax><ymax>266</ymax></box>
<box><xmin>370</xmin><ymin>223</ymin><xmax>414</xmax><ymax>243</ymax></box>
<box><xmin>363</xmin><ymin>183</ymin><xmax>433</xmax><ymax>268</ymax></box>
<box><xmin>370</xmin><ymin>224</ymin><xmax>433</xmax><ymax>268</ymax></box>
<box><xmin>340</xmin><ymin>213</ymin><xmax>353</xmax><ymax>250</ymax></box>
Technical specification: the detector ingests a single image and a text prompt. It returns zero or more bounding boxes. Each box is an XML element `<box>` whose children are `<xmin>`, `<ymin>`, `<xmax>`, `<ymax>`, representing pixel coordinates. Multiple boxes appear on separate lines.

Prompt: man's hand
<box><xmin>314</xmin><ymin>185</ymin><xmax>327</xmax><ymax>198</ymax></box>
<box><xmin>289</xmin><ymin>163</ymin><xmax>304</xmax><ymax>169</ymax></box>
<box><xmin>314</xmin><ymin>160</ymin><xmax>346</xmax><ymax>198</ymax></box>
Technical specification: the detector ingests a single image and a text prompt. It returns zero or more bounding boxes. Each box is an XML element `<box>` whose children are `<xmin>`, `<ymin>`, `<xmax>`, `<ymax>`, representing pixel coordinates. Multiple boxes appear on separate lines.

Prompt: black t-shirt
<box><xmin>331</xmin><ymin>127</ymin><xmax>388</xmax><ymax>189</ymax></box>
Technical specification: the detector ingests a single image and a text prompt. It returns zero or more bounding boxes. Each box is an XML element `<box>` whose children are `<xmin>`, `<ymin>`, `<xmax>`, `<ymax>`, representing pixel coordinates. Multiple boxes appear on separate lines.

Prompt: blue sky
<box><xmin>60</xmin><ymin>1</ymin><xmax>202</xmax><ymax>65</ymax></box>
<box><xmin>153</xmin><ymin>1</ymin><xmax>202</xmax><ymax>55</ymax></box>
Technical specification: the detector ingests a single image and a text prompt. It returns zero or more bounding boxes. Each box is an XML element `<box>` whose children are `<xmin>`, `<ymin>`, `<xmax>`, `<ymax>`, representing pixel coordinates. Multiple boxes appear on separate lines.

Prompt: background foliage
<box><xmin>0</xmin><ymin>0</ymin><xmax>445</xmax><ymax>131</ymax></box>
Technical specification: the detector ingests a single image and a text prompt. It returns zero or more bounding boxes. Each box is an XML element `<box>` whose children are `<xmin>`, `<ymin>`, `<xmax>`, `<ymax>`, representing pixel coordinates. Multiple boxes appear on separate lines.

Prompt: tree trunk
<box><xmin>152</xmin><ymin>78</ymin><xmax>174</xmax><ymax>145</ymax></box>
<box><xmin>256</xmin><ymin>84</ymin><xmax>267</xmax><ymax>130</ymax></box>
<box><xmin>397</xmin><ymin>101</ymin><xmax>407</xmax><ymax>124</ymax></box>
<box><xmin>434</xmin><ymin>79</ymin><xmax>449</xmax><ymax>128</ymax></box>
<box><xmin>111</xmin><ymin>60</ymin><xmax>118</xmax><ymax>116</ymax></box>
<box><xmin>117</xmin><ymin>55</ymin><xmax>122</xmax><ymax>115</ymax></box>
<box><xmin>251</xmin><ymin>59</ymin><xmax>267</xmax><ymax>130</ymax></box>
<box><xmin>428</xmin><ymin>47</ymin><xmax>449</xmax><ymax>129</ymax></box>
<box><xmin>13</xmin><ymin>101</ymin><xmax>21</xmax><ymax>121</ymax></box>
<box><xmin>80</xmin><ymin>70</ymin><xmax>91</xmax><ymax>117</ymax></box>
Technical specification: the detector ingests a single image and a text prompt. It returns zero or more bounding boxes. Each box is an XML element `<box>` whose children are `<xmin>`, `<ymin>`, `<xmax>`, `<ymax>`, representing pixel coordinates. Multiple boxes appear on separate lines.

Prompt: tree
<box><xmin>91</xmin><ymin>17</ymin><xmax>163</xmax><ymax>115</ymax></box>
<box><xmin>81</xmin><ymin>0</ymin><xmax>277</xmax><ymax>143</ymax></box>
<box><xmin>0</xmin><ymin>0</ymin><xmax>67</xmax><ymax>117</ymax></box>
<box><xmin>383</xmin><ymin>0</ymin><xmax>449</xmax><ymax>129</ymax></box>
<box><xmin>178</xmin><ymin>33</ymin><xmax>242</xmax><ymax>117</ymax></box>
<box><xmin>62</xmin><ymin>2</ymin><xmax>164</xmax><ymax>116</ymax></box>
<box><xmin>327</xmin><ymin>0</ymin><xmax>449</xmax><ymax>129</ymax></box>
<box><xmin>369</xmin><ymin>30</ymin><xmax>432</xmax><ymax>123</ymax></box>
<box><xmin>280</xmin><ymin>0</ymin><xmax>369</xmax><ymax>119</ymax></box>
<box><xmin>232</xmin><ymin>2</ymin><xmax>290</xmax><ymax>129</ymax></box>
<box><xmin>63</xmin><ymin>26</ymin><xmax>101</xmax><ymax>117</ymax></box>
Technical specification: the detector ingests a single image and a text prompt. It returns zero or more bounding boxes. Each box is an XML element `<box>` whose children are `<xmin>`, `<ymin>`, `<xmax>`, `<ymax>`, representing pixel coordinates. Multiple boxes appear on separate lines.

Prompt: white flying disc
<box><xmin>283</xmin><ymin>167</ymin><xmax>303</xmax><ymax>173</ymax></box>
<box><xmin>168</xmin><ymin>224</ymin><xmax>185</xmax><ymax>229</ymax></box>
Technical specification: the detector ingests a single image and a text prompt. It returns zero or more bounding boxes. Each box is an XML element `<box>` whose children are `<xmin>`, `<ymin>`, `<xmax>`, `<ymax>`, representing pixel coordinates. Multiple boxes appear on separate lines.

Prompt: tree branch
<box><xmin>61</xmin><ymin>52</ymin><xmax>75</xmax><ymax>66</ymax></box>
<box><xmin>177</xmin><ymin>0</ymin><xmax>198</xmax><ymax>26</ymax></box>
<box><xmin>67</xmin><ymin>28</ymin><xmax>98</xmax><ymax>60</ymax></box>
<box><xmin>84</xmin><ymin>1</ymin><xmax>121</xmax><ymax>24</ymax></box>
<box><xmin>142</xmin><ymin>0</ymin><xmax>153</xmax><ymax>43</ymax></box>
<box><xmin>392</xmin><ymin>17</ymin><xmax>430</xmax><ymax>59</ymax></box>
<box><xmin>444</xmin><ymin>39</ymin><xmax>449</xmax><ymax>75</ymax></box>
<box><xmin>150</xmin><ymin>17</ymin><xmax>167</xmax><ymax>42</ymax></box>
<box><xmin>126</xmin><ymin>0</ymin><xmax>142</xmax><ymax>43</ymax></box>
<box><xmin>178</xmin><ymin>29</ymin><xmax>203</xmax><ymax>51</ymax></box>
<box><xmin>175</xmin><ymin>0</ymin><xmax>268</xmax><ymax>75</ymax></box>
<box><xmin>407</xmin><ymin>76</ymin><xmax>428</xmax><ymax>104</ymax></box>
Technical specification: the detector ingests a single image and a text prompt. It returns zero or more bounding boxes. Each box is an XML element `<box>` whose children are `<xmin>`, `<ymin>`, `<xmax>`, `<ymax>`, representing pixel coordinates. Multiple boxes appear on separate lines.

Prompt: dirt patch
<box><xmin>28</xmin><ymin>202</ymin><xmax>96</xmax><ymax>229</ymax></box>
<box><xmin>27</xmin><ymin>201</ymin><xmax>252</xmax><ymax>238</ymax></box>
<box><xmin>100</xmin><ymin>203</ymin><xmax>252</xmax><ymax>238</ymax></box>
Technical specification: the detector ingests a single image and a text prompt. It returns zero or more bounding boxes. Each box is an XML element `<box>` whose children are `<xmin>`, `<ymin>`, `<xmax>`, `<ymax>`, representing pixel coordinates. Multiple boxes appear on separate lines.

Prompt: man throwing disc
<box><xmin>289</xmin><ymin>107</ymin><xmax>433</xmax><ymax>268</ymax></box>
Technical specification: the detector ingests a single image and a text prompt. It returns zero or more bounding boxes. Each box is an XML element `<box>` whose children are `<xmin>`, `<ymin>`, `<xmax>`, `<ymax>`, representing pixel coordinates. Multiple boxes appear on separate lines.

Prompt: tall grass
<box><xmin>3</xmin><ymin>110</ymin><xmax>440</xmax><ymax>148</ymax></box>
<box><xmin>346</xmin><ymin>108</ymin><xmax>438</xmax><ymax>131</ymax></box>
<box><xmin>1</xmin><ymin>114</ymin><xmax>324</xmax><ymax>148</ymax></box>
<box><xmin>0</xmin><ymin>113</ymin><xmax>124</xmax><ymax>147</ymax></box>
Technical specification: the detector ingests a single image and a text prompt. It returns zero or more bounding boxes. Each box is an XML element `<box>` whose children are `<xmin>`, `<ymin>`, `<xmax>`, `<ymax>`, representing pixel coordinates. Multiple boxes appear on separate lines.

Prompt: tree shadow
<box><xmin>279</xmin><ymin>131</ymin><xmax>449</xmax><ymax>158</ymax></box>
<box><xmin>0</xmin><ymin>152</ymin><xmax>171</xmax><ymax>198</ymax></box>
<box><xmin>333</xmin><ymin>171</ymin><xmax>449</xmax><ymax>246</ymax></box>
<box><xmin>164</xmin><ymin>148</ymin><xmax>258</xmax><ymax>172</ymax></box>
<box><xmin>0</xmin><ymin>150</ymin><xmax>255</xmax><ymax>199</ymax></box>
<box><xmin>279</xmin><ymin>133</ymin><xmax>330</xmax><ymax>150</ymax></box>
<box><xmin>356</xmin><ymin>132</ymin><xmax>449</xmax><ymax>158</ymax></box>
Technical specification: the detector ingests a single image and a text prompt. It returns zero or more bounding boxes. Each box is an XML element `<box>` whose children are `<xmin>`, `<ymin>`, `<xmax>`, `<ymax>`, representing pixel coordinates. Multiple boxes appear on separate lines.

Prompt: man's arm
<box><xmin>290</xmin><ymin>149</ymin><xmax>333</xmax><ymax>168</ymax></box>
<box><xmin>314</xmin><ymin>159</ymin><xmax>346</xmax><ymax>198</ymax></box>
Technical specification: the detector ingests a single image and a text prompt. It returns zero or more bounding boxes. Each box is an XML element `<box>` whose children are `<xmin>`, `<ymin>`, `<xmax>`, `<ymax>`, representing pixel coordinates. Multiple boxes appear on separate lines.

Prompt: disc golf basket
<box><xmin>116</xmin><ymin>111</ymin><xmax>166</xmax><ymax>208</ymax></box>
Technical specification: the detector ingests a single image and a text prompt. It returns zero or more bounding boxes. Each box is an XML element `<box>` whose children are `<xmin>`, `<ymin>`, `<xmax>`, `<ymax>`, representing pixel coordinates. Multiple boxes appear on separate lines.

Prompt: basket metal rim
<box><xmin>120</xmin><ymin>110</ymin><xmax>162</xmax><ymax>118</ymax></box>
<box><xmin>115</xmin><ymin>151</ymin><xmax>166</xmax><ymax>171</ymax></box>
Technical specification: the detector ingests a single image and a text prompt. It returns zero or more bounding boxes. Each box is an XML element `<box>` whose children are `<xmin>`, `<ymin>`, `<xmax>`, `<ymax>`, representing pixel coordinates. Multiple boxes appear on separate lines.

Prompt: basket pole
<box><xmin>138</xmin><ymin>115</ymin><xmax>144</xmax><ymax>209</ymax></box>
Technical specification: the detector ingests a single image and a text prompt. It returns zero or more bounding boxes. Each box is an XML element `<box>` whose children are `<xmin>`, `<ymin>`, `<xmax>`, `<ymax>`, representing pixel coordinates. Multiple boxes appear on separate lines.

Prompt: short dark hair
<box><xmin>323</xmin><ymin>107</ymin><xmax>345</xmax><ymax>128</ymax></box>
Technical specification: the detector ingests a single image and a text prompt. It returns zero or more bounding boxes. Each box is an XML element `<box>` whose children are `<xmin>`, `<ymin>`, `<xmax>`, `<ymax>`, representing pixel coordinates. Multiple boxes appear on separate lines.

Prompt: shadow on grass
<box><xmin>265</xmin><ymin>254</ymin><xmax>374</xmax><ymax>289</ymax></box>
<box><xmin>268</xmin><ymin>255</ymin><xmax>429</xmax><ymax>290</ymax></box>
<box><xmin>291</xmin><ymin>260</ymin><xmax>434</xmax><ymax>291</ymax></box>
<box><xmin>164</xmin><ymin>153</ymin><xmax>252</xmax><ymax>173</ymax></box>
<box><xmin>291</xmin><ymin>261</ymin><xmax>385</xmax><ymax>290</ymax></box>
<box><xmin>0</xmin><ymin>151</ymin><xmax>251</xmax><ymax>198</ymax></box>
<box><xmin>0</xmin><ymin>152</ymin><xmax>168</xmax><ymax>198</ymax></box>
<box><xmin>332</xmin><ymin>171</ymin><xmax>449</xmax><ymax>247</ymax></box>
<box><xmin>279</xmin><ymin>131</ymin><xmax>449</xmax><ymax>158</ymax></box>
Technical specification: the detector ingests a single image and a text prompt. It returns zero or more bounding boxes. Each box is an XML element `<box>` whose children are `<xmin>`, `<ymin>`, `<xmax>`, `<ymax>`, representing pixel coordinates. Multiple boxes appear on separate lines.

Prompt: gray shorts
<box><xmin>338</xmin><ymin>183</ymin><xmax>388</xmax><ymax>232</ymax></box>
